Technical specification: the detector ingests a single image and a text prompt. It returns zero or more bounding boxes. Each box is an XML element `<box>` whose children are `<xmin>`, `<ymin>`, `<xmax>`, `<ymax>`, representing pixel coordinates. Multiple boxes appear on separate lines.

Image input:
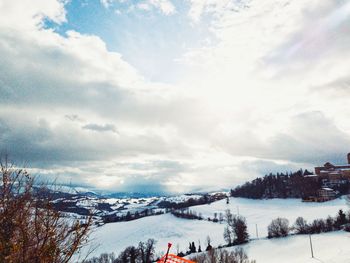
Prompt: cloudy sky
<box><xmin>1</xmin><ymin>0</ymin><xmax>350</xmax><ymax>193</ymax></box>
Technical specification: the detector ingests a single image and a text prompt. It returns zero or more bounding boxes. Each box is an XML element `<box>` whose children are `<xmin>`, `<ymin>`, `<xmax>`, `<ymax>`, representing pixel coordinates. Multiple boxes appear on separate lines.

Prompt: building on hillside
<box><xmin>314</xmin><ymin>153</ymin><xmax>350</xmax><ymax>187</ymax></box>
<box><xmin>303</xmin><ymin>153</ymin><xmax>350</xmax><ymax>202</ymax></box>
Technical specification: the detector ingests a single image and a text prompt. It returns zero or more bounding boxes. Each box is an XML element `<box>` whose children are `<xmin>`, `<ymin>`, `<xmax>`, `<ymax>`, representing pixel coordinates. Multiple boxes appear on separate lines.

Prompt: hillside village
<box><xmin>304</xmin><ymin>153</ymin><xmax>350</xmax><ymax>202</ymax></box>
<box><xmin>231</xmin><ymin>153</ymin><xmax>350</xmax><ymax>202</ymax></box>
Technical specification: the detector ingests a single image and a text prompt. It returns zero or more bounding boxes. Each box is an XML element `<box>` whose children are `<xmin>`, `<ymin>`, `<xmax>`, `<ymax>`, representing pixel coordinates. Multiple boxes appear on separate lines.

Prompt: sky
<box><xmin>1</xmin><ymin>0</ymin><xmax>350</xmax><ymax>193</ymax></box>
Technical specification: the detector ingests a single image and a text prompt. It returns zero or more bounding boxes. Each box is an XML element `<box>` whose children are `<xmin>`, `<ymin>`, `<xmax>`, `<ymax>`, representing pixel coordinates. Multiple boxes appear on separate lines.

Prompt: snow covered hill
<box><xmin>190</xmin><ymin>196</ymin><xmax>349</xmax><ymax>238</ymax></box>
<box><xmin>83</xmin><ymin>196</ymin><xmax>349</xmax><ymax>260</ymax></box>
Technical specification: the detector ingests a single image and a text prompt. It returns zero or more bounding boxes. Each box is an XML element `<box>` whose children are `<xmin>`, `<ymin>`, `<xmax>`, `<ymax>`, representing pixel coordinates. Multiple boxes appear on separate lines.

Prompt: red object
<box><xmin>168</xmin><ymin>243</ymin><xmax>172</xmax><ymax>248</ymax></box>
<box><xmin>157</xmin><ymin>254</ymin><xmax>195</xmax><ymax>263</ymax></box>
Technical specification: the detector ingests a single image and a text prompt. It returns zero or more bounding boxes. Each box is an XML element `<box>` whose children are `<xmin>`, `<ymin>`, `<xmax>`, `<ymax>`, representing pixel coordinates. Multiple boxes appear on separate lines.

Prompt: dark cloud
<box><xmin>82</xmin><ymin>123</ymin><xmax>117</xmax><ymax>133</ymax></box>
<box><xmin>218</xmin><ymin>111</ymin><xmax>350</xmax><ymax>165</ymax></box>
<box><xmin>0</xmin><ymin>112</ymin><xmax>173</xmax><ymax>167</ymax></box>
<box><xmin>65</xmin><ymin>114</ymin><xmax>83</xmax><ymax>122</ymax></box>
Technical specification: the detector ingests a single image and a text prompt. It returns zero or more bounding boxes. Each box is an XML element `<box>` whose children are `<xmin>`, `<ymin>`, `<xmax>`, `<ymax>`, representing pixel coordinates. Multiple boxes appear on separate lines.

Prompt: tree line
<box><xmin>103</xmin><ymin>209</ymin><xmax>165</xmax><ymax>223</ymax></box>
<box><xmin>157</xmin><ymin>193</ymin><xmax>226</xmax><ymax>210</ymax></box>
<box><xmin>230</xmin><ymin>169</ymin><xmax>321</xmax><ymax>199</ymax></box>
<box><xmin>267</xmin><ymin>209</ymin><xmax>350</xmax><ymax>238</ymax></box>
<box><xmin>84</xmin><ymin>239</ymin><xmax>157</xmax><ymax>263</ymax></box>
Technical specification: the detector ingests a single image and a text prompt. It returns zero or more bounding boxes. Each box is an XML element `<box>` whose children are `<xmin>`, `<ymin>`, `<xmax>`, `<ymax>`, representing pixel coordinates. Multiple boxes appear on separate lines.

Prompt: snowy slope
<box><xmin>190</xmin><ymin>196</ymin><xmax>349</xmax><ymax>238</ymax></box>
<box><xmin>84</xmin><ymin>213</ymin><xmax>224</xmax><ymax>257</ymax></box>
<box><xmin>83</xmin><ymin>197</ymin><xmax>349</xmax><ymax>259</ymax></box>
<box><xmin>232</xmin><ymin>231</ymin><xmax>350</xmax><ymax>263</ymax></box>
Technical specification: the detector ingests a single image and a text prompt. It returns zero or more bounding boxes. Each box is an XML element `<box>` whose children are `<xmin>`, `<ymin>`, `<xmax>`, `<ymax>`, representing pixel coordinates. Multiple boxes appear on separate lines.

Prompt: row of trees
<box><xmin>294</xmin><ymin>209</ymin><xmax>350</xmax><ymax>234</ymax></box>
<box><xmin>103</xmin><ymin>209</ymin><xmax>165</xmax><ymax>223</ymax></box>
<box><xmin>84</xmin><ymin>239</ymin><xmax>156</xmax><ymax>263</ymax></box>
<box><xmin>171</xmin><ymin>209</ymin><xmax>227</xmax><ymax>224</ymax></box>
<box><xmin>171</xmin><ymin>208</ymin><xmax>203</xmax><ymax>220</ymax></box>
<box><xmin>268</xmin><ymin>209</ymin><xmax>350</xmax><ymax>238</ymax></box>
<box><xmin>177</xmin><ymin>237</ymin><xmax>213</xmax><ymax>257</ymax></box>
<box><xmin>230</xmin><ymin>169</ymin><xmax>320</xmax><ymax>199</ymax></box>
<box><xmin>189</xmin><ymin>247</ymin><xmax>256</xmax><ymax>263</ymax></box>
<box><xmin>86</xmin><ymin>242</ymin><xmax>256</xmax><ymax>263</ymax></box>
<box><xmin>157</xmin><ymin>193</ymin><xmax>227</xmax><ymax>210</ymax></box>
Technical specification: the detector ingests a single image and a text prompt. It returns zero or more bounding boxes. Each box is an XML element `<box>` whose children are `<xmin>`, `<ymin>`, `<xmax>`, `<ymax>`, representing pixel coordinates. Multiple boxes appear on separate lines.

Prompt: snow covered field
<box><xmin>83</xmin><ymin>197</ymin><xmax>349</xmax><ymax>261</ymax></box>
<box><xmin>234</xmin><ymin>231</ymin><xmax>350</xmax><ymax>263</ymax></box>
<box><xmin>191</xmin><ymin>196</ymin><xmax>349</xmax><ymax>238</ymax></box>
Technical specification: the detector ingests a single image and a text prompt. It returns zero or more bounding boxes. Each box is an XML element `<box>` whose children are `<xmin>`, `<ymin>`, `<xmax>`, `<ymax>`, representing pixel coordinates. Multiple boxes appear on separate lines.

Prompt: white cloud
<box><xmin>147</xmin><ymin>0</ymin><xmax>175</xmax><ymax>15</ymax></box>
<box><xmin>100</xmin><ymin>0</ymin><xmax>175</xmax><ymax>15</ymax></box>
<box><xmin>0</xmin><ymin>0</ymin><xmax>66</xmax><ymax>30</ymax></box>
<box><xmin>187</xmin><ymin>0</ymin><xmax>250</xmax><ymax>23</ymax></box>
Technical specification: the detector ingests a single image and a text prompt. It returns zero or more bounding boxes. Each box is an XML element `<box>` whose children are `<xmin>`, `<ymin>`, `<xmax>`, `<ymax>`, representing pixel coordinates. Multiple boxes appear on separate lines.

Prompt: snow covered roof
<box><xmin>321</xmin><ymin>187</ymin><xmax>334</xmax><ymax>191</ymax></box>
<box><xmin>304</xmin><ymin>174</ymin><xmax>318</xmax><ymax>177</ymax></box>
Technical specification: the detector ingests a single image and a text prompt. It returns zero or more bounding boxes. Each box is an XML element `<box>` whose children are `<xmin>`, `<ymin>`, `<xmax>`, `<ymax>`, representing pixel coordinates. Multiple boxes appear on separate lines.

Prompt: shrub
<box><xmin>293</xmin><ymin>217</ymin><xmax>308</xmax><ymax>234</ymax></box>
<box><xmin>268</xmin><ymin>218</ymin><xmax>289</xmax><ymax>238</ymax></box>
<box><xmin>190</xmin><ymin>247</ymin><xmax>256</xmax><ymax>263</ymax></box>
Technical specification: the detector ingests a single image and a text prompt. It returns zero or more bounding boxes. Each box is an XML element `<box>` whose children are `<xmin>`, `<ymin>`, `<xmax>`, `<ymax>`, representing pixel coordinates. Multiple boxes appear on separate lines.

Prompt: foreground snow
<box><xmin>234</xmin><ymin>231</ymin><xmax>350</xmax><ymax>263</ymax></box>
<box><xmin>83</xmin><ymin>197</ymin><xmax>349</xmax><ymax>259</ymax></box>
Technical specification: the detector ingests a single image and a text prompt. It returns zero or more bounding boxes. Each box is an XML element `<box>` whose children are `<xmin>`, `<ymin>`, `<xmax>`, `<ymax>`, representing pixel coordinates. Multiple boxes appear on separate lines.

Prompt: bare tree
<box><xmin>224</xmin><ymin>209</ymin><xmax>249</xmax><ymax>245</ymax></box>
<box><xmin>0</xmin><ymin>158</ymin><xmax>92</xmax><ymax>263</ymax></box>
<box><xmin>138</xmin><ymin>239</ymin><xmax>156</xmax><ymax>263</ymax></box>
<box><xmin>294</xmin><ymin>217</ymin><xmax>308</xmax><ymax>234</ymax></box>
<box><xmin>268</xmin><ymin>218</ymin><xmax>289</xmax><ymax>238</ymax></box>
<box><xmin>223</xmin><ymin>226</ymin><xmax>233</xmax><ymax>245</ymax></box>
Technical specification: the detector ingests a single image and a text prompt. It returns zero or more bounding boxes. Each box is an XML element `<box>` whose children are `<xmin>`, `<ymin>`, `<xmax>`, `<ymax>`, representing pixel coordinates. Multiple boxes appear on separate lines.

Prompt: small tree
<box><xmin>336</xmin><ymin>209</ymin><xmax>347</xmax><ymax>228</ymax></box>
<box><xmin>325</xmin><ymin>216</ymin><xmax>334</xmax><ymax>232</ymax></box>
<box><xmin>294</xmin><ymin>217</ymin><xmax>308</xmax><ymax>234</ymax></box>
<box><xmin>223</xmin><ymin>226</ymin><xmax>233</xmax><ymax>245</ymax></box>
<box><xmin>191</xmin><ymin>242</ymin><xmax>196</xmax><ymax>253</ymax></box>
<box><xmin>310</xmin><ymin>219</ymin><xmax>325</xmax><ymax>234</ymax></box>
<box><xmin>138</xmin><ymin>239</ymin><xmax>156</xmax><ymax>263</ymax></box>
<box><xmin>205</xmin><ymin>236</ymin><xmax>212</xmax><ymax>251</ymax></box>
<box><xmin>232</xmin><ymin>215</ymin><xmax>249</xmax><ymax>244</ymax></box>
<box><xmin>268</xmin><ymin>218</ymin><xmax>289</xmax><ymax>238</ymax></box>
<box><xmin>225</xmin><ymin>209</ymin><xmax>249</xmax><ymax>245</ymax></box>
<box><xmin>219</xmin><ymin>213</ymin><xmax>224</xmax><ymax>224</ymax></box>
<box><xmin>120</xmin><ymin>246</ymin><xmax>139</xmax><ymax>263</ymax></box>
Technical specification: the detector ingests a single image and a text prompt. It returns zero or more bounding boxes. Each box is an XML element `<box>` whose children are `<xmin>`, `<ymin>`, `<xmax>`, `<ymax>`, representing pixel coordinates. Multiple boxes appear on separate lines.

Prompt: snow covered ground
<box><xmin>82</xmin><ymin>197</ymin><xmax>349</xmax><ymax>261</ymax></box>
<box><xmin>233</xmin><ymin>231</ymin><xmax>350</xmax><ymax>263</ymax></box>
<box><xmin>191</xmin><ymin>196</ymin><xmax>349</xmax><ymax>238</ymax></box>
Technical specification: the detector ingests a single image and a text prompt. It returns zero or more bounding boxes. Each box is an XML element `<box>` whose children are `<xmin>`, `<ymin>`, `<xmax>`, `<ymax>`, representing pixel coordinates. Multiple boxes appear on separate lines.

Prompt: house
<box><xmin>316</xmin><ymin>188</ymin><xmax>337</xmax><ymax>202</ymax></box>
<box><xmin>302</xmin><ymin>187</ymin><xmax>337</xmax><ymax>202</ymax></box>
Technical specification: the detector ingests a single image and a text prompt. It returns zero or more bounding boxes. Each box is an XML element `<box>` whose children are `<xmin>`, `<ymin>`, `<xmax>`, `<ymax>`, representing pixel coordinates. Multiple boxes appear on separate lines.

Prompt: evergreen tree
<box><xmin>336</xmin><ymin>209</ymin><xmax>347</xmax><ymax>227</ymax></box>
<box><xmin>206</xmin><ymin>236</ymin><xmax>212</xmax><ymax>251</ymax></box>
<box><xmin>191</xmin><ymin>242</ymin><xmax>196</xmax><ymax>253</ymax></box>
